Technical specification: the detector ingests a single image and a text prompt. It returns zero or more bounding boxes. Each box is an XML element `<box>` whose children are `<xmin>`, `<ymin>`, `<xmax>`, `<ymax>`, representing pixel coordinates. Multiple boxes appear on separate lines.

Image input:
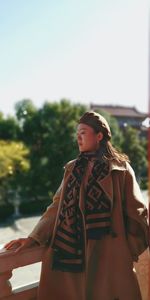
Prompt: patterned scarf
<box><xmin>52</xmin><ymin>151</ymin><xmax>112</xmax><ymax>272</ymax></box>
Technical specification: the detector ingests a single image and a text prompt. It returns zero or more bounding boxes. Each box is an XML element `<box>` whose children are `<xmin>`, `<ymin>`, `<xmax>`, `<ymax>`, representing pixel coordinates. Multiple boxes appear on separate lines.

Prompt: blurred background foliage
<box><xmin>0</xmin><ymin>99</ymin><xmax>148</xmax><ymax>220</ymax></box>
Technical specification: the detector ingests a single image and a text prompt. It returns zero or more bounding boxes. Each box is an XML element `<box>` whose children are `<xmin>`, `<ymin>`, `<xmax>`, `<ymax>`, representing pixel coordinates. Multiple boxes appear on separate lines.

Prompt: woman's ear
<box><xmin>97</xmin><ymin>132</ymin><xmax>103</xmax><ymax>142</ymax></box>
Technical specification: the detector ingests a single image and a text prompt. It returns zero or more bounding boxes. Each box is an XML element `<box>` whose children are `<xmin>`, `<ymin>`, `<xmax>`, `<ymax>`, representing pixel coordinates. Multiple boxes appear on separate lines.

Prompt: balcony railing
<box><xmin>0</xmin><ymin>246</ymin><xmax>149</xmax><ymax>300</ymax></box>
<box><xmin>0</xmin><ymin>245</ymin><xmax>46</xmax><ymax>300</ymax></box>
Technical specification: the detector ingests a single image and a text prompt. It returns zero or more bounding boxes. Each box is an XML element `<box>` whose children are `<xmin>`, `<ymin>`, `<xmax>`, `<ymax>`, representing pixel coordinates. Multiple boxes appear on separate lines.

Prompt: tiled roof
<box><xmin>90</xmin><ymin>104</ymin><xmax>147</xmax><ymax>118</ymax></box>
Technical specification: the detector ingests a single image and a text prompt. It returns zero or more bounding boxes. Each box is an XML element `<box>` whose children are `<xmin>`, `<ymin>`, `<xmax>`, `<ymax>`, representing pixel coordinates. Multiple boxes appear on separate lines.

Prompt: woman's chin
<box><xmin>79</xmin><ymin>146</ymin><xmax>85</xmax><ymax>152</ymax></box>
<box><xmin>79</xmin><ymin>147</ymin><xmax>90</xmax><ymax>153</ymax></box>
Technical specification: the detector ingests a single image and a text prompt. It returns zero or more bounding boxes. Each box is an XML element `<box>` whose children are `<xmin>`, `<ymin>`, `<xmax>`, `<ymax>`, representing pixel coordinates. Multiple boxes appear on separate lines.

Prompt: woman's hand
<box><xmin>4</xmin><ymin>237</ymin><xmax>38</xmax><ymax>253</ymax></box>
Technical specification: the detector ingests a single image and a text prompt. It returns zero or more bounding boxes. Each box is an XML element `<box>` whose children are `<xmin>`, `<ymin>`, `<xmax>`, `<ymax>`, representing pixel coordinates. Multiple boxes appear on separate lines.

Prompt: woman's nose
<box><xmin>77</xmin><ymin>134</ymin><xmax>81</xmax><ymax>142</ymax></box>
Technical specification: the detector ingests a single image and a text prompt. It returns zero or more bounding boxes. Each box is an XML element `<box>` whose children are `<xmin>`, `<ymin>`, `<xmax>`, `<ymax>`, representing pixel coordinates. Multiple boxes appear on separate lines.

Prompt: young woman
<box><xmin>4</xmin><ymin>111</ymin><xmax>148</xmax><ymax>300</ymax></box>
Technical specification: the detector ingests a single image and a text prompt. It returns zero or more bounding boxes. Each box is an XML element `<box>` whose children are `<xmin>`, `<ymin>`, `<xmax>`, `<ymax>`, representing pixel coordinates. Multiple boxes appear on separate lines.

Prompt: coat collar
<box><xmin>65</xmin><ymin>158</ymin><xmax>126</xmax><ymax>208</ymax></box>
<box><xmin>65</xmin><ymin>157</ymin><xmax>127</xmax><ymax>173</ymax></box>
<box><xmin>97</xmin><ymin>159</ymin><xmax>126</xmax><ymax>207</ymax></box>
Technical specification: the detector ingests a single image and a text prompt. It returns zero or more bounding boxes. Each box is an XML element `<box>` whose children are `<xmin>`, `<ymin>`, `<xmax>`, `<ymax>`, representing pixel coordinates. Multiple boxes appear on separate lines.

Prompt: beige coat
<box><xmin>29</xmin><ymin>159</ymin><xmax>149</xmax><ymax>300</ymax></box>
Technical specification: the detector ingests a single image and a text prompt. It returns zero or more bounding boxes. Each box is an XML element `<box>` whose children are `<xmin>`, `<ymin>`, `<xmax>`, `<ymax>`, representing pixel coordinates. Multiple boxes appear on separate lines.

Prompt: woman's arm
<box><xmin>123</xmin><ymin>162</ymin><xmax>149</xmax><ymax>261</ymax></box>
<box><xmin>3</xmin><ymin>183</ymin><xmax>63</xmax><ymax>251</ymax></box>
<box><xmin>28</xmin><ymin>179</ymin><xmax>63</xmax><ymax>246</ymax></box>
<box><xmin>4</xmin><ymin>160</ymin><xmax>74</xmax><ymax>251</ymax></box>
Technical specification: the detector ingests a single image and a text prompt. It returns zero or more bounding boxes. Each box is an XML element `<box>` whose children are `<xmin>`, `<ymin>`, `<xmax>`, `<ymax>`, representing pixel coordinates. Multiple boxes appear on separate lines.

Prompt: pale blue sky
<box><xmin>0</xmin><ymin>0</ymin><xmax>148</xmax><ymax>116</ymax></box>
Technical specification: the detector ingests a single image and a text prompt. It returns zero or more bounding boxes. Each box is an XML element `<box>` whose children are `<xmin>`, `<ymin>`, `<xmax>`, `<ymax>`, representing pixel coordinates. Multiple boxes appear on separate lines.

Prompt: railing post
<box><xmin>0</xmin><ymin>270</ymin><xmax>12</xmax><ymax>298</ymax></box>
<box><xmin>0</xmin><ymin>246</ymin><xmax>46</xmax><ymax>300</ymax></box>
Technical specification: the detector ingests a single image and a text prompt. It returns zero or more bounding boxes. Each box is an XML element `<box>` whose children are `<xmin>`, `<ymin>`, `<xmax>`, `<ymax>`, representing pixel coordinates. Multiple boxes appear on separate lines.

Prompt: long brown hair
<box><xmin>99</xmin><ymin>138</ymin><xmax>130</xmax><ymax>163</ymax></box>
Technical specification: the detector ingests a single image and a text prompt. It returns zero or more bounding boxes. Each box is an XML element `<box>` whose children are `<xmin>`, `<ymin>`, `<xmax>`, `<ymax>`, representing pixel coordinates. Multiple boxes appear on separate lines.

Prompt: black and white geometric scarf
<box><xmin>52</xmin><ymin>151</ymin><xmax>112</xmax><ymax>272</ymax></box>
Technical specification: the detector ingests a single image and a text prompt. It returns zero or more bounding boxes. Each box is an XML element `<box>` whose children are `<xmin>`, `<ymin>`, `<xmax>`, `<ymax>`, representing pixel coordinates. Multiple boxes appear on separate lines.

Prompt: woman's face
<box><xmin>77</xmin><ymin>123</ymin><xmax>103</xmax><ymax>152</ymax></box>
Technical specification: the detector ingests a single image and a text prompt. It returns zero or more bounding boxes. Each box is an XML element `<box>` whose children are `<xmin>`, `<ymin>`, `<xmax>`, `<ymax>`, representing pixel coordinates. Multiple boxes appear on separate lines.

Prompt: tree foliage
<box><xmin>18</xmin><ymin>99</ymin><xmax>87</xmax><ymax>198</ymax></box>
<box><xmin>15</xmin><ymin>99</ymin><xmax>37</xmax><ymax>123</ymax></box>
<box><xmin>0</xmin><ymin>141</ymin><xmax>29</xmax><ymax>178</ymax></box>
<box><xmin>0</xmin><ymin>140</ymin><xmax>30</xmax><ymax>205</ymax></box>
<box><xmin>121</xmin><ymin>126</ymin><xmax>147</xmax><ymax>180</ymax></box>
<box><xmin>0</xmin><ymin>115</ymin><xmax>20</xmax><ymax>140</ymax></box>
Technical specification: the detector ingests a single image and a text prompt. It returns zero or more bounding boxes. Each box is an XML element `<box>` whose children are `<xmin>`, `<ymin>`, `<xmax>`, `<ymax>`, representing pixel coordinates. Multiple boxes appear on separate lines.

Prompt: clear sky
<box><xmin>0</xmin><ymin>0</ymin><xmax>148</xmax><ymax>116</ymax></box>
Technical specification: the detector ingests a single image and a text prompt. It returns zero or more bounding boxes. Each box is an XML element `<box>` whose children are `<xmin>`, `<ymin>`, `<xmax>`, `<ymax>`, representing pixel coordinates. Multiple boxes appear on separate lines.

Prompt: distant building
<box><xmin>90</xmin><ymin>104</ymin><xmax>148</xmax><ymax>130</ymax></box>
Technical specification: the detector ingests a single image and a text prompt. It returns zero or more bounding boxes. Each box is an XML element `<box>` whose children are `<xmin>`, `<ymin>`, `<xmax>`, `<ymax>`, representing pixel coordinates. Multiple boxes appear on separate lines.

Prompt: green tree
<box><xmin>0</xmin><ymin>140</ymin><xmax>30</xmax><ymax>204</ymax></box>
<box><xmin>17</xmin><ymin>99</ymin><xmax>86</xmax><ymax>198</ymax></box>
<box><xmin>15</xmin><ymin>99</ymin><xmax>37</xmax><ymax>123</ymax></box>
<box><xmin>0</xmin><ymin>114</ymin><xmax>20</xmax><ymax>140</ymax></box>
<box><xmin>122</xmin><ymin>126</ymin><xmax>147</xmax><ymax>182</ymax></box>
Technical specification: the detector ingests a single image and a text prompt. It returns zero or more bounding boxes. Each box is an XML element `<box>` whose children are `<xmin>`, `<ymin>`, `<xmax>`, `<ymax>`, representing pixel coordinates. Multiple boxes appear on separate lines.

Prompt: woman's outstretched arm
<box><xmin>3</xmin><ymin>179</ymin><xmax>63</xmax><ymax>252</ymax></box>
<box><xmin>28</xmin><ymin>180</ymin><xmax>63</xmax><ymax>245</ymax></box>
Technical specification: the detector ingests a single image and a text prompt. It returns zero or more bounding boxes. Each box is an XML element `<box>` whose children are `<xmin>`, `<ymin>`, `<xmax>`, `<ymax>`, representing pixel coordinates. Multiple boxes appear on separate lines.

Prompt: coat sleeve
<box><xmin>28</xmin><ymin>179</ymin><xmax>63</xmax><ymax>246</ymax></box>
<box><xmin>28</xmin><ymin>160</ymin><xmax>74</xmax><ymax>246</ymax></box>
<box><xmin>123</xmin><ymin>162</ymin><xmax>149</xmax><ymax>261</ymax></box>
